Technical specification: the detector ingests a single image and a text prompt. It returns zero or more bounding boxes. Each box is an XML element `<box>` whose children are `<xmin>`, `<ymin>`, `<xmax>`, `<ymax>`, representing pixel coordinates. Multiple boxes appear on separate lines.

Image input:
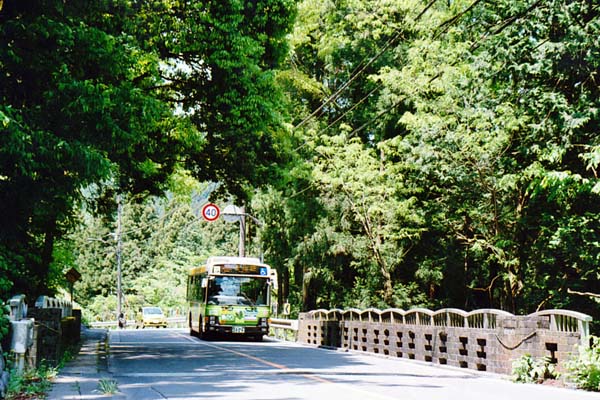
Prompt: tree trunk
<box><xmin>38</xmin><ymin>215</ymin><xmax>57</xmax><ymax>299</ymax></box>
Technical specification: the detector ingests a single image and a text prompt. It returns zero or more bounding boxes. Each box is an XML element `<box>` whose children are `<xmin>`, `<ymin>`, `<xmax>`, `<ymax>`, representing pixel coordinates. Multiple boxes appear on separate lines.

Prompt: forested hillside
<box><xmin>0</xmin><ymin>0</ymin><xmax>295</xmax><ymax>312</ymax></box>
<box><xmin>2</xmin><ymin>0</ymin><xmax>599</xmax><ymax>329</ymax></box>
<box><xmin>267</xmin><ymin>0</ymin><xmax>600</xmax><ymax>323</ymax></box>
<box><xmin>267</xmin><ymin>0</ymin><xmax>600</xmax><ymax>321</ymax></box>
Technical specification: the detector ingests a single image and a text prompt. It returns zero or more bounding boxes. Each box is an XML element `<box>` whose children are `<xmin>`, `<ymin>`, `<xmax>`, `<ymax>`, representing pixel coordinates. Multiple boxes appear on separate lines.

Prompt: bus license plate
<box><xmin>232</xmin><ymin>326</ymin><xmax>245</xmax><ymax>334</ymax></box>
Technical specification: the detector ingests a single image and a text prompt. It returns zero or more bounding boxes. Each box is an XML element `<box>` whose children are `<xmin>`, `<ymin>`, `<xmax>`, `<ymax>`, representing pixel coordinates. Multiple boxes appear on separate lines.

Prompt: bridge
<box><xmin>295</xmin><ymin>307</ymin><xmax>592</xmax><ymax>375</ymax></box>
<box><xmin>85</xmin><ymin>306</ymin><xmax>591</xmax><ymax>375</ymax></box>
<box><xmin>45</xmin><ymin>325</ymin><xmax>597</xmax><ymax>400</ymax></box>
<box><xmin>2</xmin><ymin>296</ymin><xmax>596</xmax><ymax>399</ymax></box>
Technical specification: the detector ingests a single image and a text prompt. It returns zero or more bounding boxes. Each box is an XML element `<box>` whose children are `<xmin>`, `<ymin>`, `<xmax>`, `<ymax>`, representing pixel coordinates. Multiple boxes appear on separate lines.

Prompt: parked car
<box><xmin>138</xmin><ymin>306</ymin><xmax>168</xmax><ymax>328</ymax></box>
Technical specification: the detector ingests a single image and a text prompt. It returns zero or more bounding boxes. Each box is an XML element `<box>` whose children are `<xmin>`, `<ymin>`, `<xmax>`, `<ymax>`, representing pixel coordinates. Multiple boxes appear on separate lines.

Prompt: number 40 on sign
<box><xmin>201</xmin><ymin>203</ymin><xmax>220</xmax><ymax>222</ymax></box>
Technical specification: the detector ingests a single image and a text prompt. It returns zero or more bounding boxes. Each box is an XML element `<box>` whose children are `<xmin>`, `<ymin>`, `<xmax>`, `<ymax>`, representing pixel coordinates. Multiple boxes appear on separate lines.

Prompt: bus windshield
<box><xmin>207</xmin><ymin>276</ymin><xmax>269</xmax><ymax>306</ymax></box>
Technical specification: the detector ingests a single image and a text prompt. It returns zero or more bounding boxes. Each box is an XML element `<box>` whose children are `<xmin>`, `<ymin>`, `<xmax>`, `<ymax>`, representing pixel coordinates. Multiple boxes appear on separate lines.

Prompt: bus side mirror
<box><xmin>201</xmin><ymin>278</ymin><xmax>208</xmax><ymax>288</ymax></box>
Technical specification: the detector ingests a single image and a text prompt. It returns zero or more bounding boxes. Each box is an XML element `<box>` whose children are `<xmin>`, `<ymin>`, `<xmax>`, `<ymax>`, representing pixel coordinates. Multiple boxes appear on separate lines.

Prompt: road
<box><xmin>101</xmin><ymin>328</ymin><xmax>596</xmax><ymax>400</ymax></box>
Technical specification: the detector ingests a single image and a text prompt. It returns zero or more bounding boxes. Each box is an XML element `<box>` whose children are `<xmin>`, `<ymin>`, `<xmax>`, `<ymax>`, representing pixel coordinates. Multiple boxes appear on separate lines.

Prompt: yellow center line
<box><xmin>189</xmin><ymin>336</ymin><xmax>331</xmax><ymax>383</ymax></box>
<box><xmin>176</xmin><ymin>332</ymin><xmax>400</xmax><ymax>400</ymax></box>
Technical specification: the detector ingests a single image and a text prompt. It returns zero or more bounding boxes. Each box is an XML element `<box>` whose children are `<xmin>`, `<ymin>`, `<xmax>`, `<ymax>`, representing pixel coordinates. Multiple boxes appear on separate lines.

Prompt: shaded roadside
<box><xmin>46</xmin><ymin>326</ymin><xmax>123</xmax><ymax>399</ymax></box>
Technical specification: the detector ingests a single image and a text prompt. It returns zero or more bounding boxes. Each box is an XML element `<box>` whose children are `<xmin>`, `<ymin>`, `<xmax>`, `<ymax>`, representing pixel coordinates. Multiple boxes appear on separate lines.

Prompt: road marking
<box><xmin>115</xmin><ymin>370</ymin><xmax>327</xmax><ymax>378</ymax></box>
<box><xmin>177</xmin><ymin>332</ymin><xmax>401</xmax><ymax>400</ymax></box>
<box><xmin>116</xmin><ymin>372</ymin><xmax>234</xmax><ymax>377</ymax></box>
<box><xmin>180</xmin><ymin>334</ymin><xmax>198</xmax><ymax>343</ymax></box>
<box><xmin>112</xmin><ymin>341</ymin><xmax>199</xmax><ymax>345</ymax></box>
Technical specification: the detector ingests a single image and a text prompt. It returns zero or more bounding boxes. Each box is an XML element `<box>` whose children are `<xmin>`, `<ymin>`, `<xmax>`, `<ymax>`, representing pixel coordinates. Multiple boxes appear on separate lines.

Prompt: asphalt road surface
<box><xmin>103</xmin><ymin>328</ymin><xmax>598</xmax><ymax>400</ymax></box>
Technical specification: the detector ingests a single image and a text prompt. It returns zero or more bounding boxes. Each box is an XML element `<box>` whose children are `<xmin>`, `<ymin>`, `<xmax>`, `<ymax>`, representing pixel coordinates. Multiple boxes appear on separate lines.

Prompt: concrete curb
<box><xmin>46</xmin><ymin>327</ymin><xmax>123</xmax><ymax>399</ymax></box>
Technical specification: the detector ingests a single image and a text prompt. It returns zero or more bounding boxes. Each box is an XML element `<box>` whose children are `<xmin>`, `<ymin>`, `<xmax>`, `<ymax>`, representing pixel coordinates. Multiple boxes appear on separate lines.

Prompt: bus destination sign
<box><xmin>217</xmin><ymin>264</ymin><xmax>268</xmax><ymax>276</ymax></box>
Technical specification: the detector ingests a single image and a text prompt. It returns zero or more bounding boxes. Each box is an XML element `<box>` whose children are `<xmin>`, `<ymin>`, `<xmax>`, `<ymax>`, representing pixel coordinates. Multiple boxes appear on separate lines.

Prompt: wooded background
<box><xmin>1</xmin><ymin>0</ymin><xmax>599</xmax><ymax>332</ymax></box>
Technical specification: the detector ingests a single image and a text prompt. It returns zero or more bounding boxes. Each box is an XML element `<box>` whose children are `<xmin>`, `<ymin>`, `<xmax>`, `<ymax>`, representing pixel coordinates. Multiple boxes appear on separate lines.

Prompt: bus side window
<box><xmin>200</xmin><ymin>277</ymin><xmax>206</xmax><ymax>302</ymax></box>
<box><xmin>194</xmin><ymin>276</ymin><xmax>200</xmax><ymax>301</ymax></box>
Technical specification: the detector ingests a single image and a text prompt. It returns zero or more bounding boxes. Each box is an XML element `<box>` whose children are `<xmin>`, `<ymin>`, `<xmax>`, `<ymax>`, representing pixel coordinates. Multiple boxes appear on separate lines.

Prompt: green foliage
<box><xmin>1</xmin><ymin>0</ymin><xmax>172</xmax><ymax>300</ymax></box>
<box><xmin>3</xmin><ymin>0</ymin><xmax>599</xmax><ymax>326</ymax></box>
<box><xmin>129</xmin><ymin>0</ymin><xmax>297</xmax><ymax>200</ymax></box>
<box><xmin>4</xmin><ymin>337</ymin><xmax>76</xmax><ymax>399</ymax></box>
<box><xmin>0</xmin><ymin>0</ymin><xmax>296</xmax><ymax>302</ymax></box>
<box><xmin>269</xmin><ymin>0</ymin><xmax>600</xmax><ymax>317</ymax></box>
<box><xmin>0</xmin><ymin>301</ymin><xmax>9</xmax><ymax>341</ymax></box>
<box><xmin>82</xmin><ymin>295</ymin><xmax>118</xmax><ymax>323</ymax></box>
<box><xmin>97</xmin><ymin>379</ymin><xmax>119</xmax><ymax>395</ymax></box>
<box><xmin>6</xmin><ymin>363</ymin><xmax>58</xmax><ymax>400</ymax></box>
<box><xmin>72</xmin><ymin>185</ymin><xmax>242</xmax><ymax>321</ymax></box>
<box><xmin>566</xmin><ymin>336</ymin><xmax>600</xmax><ymax>392</ymax></box>
<box><xmin>511</xmin><ymin>354</ymin><xmax>559</xmax><ymax>384</ymax></box>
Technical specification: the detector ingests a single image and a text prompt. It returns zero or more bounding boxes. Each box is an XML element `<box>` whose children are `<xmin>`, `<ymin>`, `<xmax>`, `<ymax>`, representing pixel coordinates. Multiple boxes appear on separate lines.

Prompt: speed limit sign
<box><xmin>201</xmin><ymin>203</ymin><xmax>220</xmax><ymax>222</ymax></box>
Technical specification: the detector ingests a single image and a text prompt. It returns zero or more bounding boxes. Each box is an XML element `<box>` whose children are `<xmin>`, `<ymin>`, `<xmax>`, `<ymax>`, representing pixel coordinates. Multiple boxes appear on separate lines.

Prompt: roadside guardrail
<box><xmin>90</xmin><ymin>316</ymin><xmax>300</xmax><ymax>341</ymax></box>
<box><xmin>270</xmin><ymin>318</ymin><xmax>298</xmax><ymax>341</ymax></box>
<box><xmin>89</xmin><ymin>316</ymin><xmax>186</xmax><ymax>329</ymax></box>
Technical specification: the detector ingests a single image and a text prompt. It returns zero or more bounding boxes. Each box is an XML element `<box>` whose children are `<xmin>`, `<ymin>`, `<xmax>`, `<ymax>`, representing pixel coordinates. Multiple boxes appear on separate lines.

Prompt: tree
<box><xmin>0</xmin><ymin>0</ymin><xmax>296</xmax><ymax>300</ymax></box>
<box><xmin>312</xmin><ymin>134</ymin><xmax>424</xmax><ymax>306</ymax></box>
<box><xmin>70</xmin><ymin>178</ymin><xmax>241</xmax><ymax>321</ymax></box>
<box><xmin>128</xmin><ymin>0</ymin><xmax>297</xmax><ymax>199</ymax></box>
<box><xmin>1</xmin><ymin>0</ymin><xmax>176</xmax><ymax>299</ymax></box>
<box><xmin>274</xmin><ymin>0</ymin><xmax>600</xmax><ymax>320</ymax></box>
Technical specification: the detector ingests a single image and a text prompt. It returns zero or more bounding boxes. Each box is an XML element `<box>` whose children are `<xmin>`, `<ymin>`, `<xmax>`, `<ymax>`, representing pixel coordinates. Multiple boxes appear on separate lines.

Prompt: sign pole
<box><xmin>239</xmin><ymin>206</ymin><xmax>246</xmax><ymax>257</ymax></box>
<box><xmin>116</xmin><ymin>194</ymin><xmax>123</xmax><ymax>318</ymax></box>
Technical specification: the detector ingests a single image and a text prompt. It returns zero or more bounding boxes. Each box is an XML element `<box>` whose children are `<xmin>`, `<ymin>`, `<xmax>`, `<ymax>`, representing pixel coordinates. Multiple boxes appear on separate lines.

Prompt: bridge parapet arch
<box><xmin>297</xmin><ymin>306</ymin><xmax>592</xmax><ymax>375</ymax></box>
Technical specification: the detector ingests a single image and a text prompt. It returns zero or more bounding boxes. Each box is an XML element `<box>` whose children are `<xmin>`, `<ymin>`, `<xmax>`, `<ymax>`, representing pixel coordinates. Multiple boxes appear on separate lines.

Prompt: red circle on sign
<box><xmin>201</xmin><ymin>203</ymin><xmax>220</xmax><ymax>221</ymax></box>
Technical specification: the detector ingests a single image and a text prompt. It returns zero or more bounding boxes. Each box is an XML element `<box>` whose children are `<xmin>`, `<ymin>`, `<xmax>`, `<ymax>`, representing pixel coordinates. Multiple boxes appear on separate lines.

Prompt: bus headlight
<box><xmin>259</xmin><ymin>317</ymin><xmax>268</xmax><ymax>327</ymax></box>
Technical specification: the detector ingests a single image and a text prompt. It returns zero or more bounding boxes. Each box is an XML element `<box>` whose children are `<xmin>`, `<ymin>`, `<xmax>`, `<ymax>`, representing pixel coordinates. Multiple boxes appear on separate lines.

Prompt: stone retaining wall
<box><xmin>26</xmin><ymin>308</ymin><xmax>81</xmax><ymax>368</ymax></box>
<box><xmin>298</xmin><ymin>308</ymin><xmax>591</xmax><ymax>375</ymax></box>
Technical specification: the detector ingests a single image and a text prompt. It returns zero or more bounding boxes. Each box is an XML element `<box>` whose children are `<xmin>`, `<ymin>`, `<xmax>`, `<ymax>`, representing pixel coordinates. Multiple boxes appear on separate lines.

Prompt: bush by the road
<box><xmin>566</xmin><ymin>336</ymin><xmax>600</xmax><ymax>392</ymax></box>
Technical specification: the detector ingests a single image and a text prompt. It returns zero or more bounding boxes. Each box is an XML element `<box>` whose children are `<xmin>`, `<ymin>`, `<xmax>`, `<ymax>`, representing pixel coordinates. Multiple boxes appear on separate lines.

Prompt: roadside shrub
<box><xmin>0</xmin><ymin>301</ymin><xmax>10</xmax><ymax>342</ymax></box>
<box><xmin>6</xmin><ymin>362</ymin><xmax>58</xmax><ymax>400</ymax></box>
<box><xmin>511</xmin><ymin>354</ymin><xmax>558</xmax><ymax>383</ymax></box>
<box><xmin>566</xmin><ymin>336</ymin><xmax>600</xmax><ymax>391</ymax></box>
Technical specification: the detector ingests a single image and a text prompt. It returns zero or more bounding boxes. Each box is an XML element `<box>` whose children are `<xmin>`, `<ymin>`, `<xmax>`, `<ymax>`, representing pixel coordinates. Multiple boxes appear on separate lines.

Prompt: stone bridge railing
<box><xmin>297</xmin><ymin>308</ymin><xmax>592</xmax><ymax>375</ymax></box>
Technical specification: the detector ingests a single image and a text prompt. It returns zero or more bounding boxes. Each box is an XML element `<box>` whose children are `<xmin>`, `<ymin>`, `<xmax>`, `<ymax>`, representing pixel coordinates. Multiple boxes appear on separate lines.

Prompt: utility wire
<box><xmin>287</xmin><ymin>0</ymin><xmax>558</xmax><ymax>200</ymax></box>
<box><xmin>349</xmin><ymin>95</ymin><xmax>407</xmax><ymax>139</ymax></box>
<box><xmin>293</xmin><ymin>35</ymin><xmax>401</xmax><ymax>130</ymax></box>
<box><xmin>298</xmin><ymin>0</ymin><xmax>546</xmax><ymax>138</ymax></box>
<box><xmin>292</xmin><ymin>83</ymin><xmax>384</xmax><ymax>153</ymax></box>
<box><xmin>294</xmin><ymin>0</ymin><xmax>440</xmax><ymax>130</ymax></box>
<box><xmin>301</xmin><ymin>0</ymin><xmax>484</xmax><ymax>137</ymax></box>
<box><xmin>434</xmin><ymin>0</ymin><xmax>485</xmax><ymax>39</ymax></box>
<box><xmin>345</xmin><ymin>0</ymin><xmax>548</xmax><ymax>138</ymax></box>
<box><xmin>323</xmin><ymin>83</ymin><xmax>383</xmax><ymax>133</ymax></box>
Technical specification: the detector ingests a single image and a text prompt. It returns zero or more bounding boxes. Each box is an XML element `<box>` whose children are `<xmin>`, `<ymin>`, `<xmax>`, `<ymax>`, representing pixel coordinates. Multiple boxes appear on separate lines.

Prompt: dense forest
<box><xmin>1</xmin><ymin>1</ymin><xmax>599</xmax><ymax>330</ymax></box>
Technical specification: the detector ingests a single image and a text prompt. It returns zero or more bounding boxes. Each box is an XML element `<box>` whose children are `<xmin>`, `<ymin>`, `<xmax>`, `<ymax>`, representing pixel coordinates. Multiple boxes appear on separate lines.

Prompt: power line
<box><xmin>434</xmin><ymin>0</ymin><xmax>485</xmax><ymax>39</ymax></box>
<box><xmin>297</xmin><ymin>0</ymin><xmax>493</xmax><ymax>136</ymax></box>
<box><xmin>350</xmin><ymin>96</ymin><xmax>407</xmax><ymax>138</ymax></box>
<box><xmin>341</xmin><ymin>0</ymin><xmax>548</xmax><ymax>138</ymax></box>
<box><xmin>283</xmin><ymin>0</ymin><xmax>549</xmax><ymax>175</ymax></box>
<box><xmin>323</xmin><ymin>83</ymin><xmax>383</xmax><ymax>133</ymax></box>
<box><xmin>286</xmin><ymin>0</ymin><xmax>555</xmax><ymax>200</ymax></box>
<box><xmin>294</xmin><ymin>0</ymin><xmax>440</xmax><ymax>130</ymax></box>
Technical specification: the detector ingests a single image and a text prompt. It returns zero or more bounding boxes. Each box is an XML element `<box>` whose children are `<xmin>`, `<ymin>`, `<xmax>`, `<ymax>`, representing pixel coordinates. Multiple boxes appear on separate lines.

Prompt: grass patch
<box><xmin>97</xmin><ymin>378</ymin><xmax>119</xmax><ymax>394</ymax></box>
<box><xmin>4</xmin><ymin>343</ymin><xmax>77</xmax><ymax>399</ymax></box>
<box><xmin>5</xmin><ymin>362</ymin><xmax>58</xmax><ymax>400</ymax></box>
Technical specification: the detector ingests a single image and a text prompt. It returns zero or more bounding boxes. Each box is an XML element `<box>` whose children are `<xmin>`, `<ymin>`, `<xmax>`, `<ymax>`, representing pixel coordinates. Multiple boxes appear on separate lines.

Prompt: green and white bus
<box><xmin>187</xmin><ymin>256</ymin><xmax>277</xmax><ymax>341</ymax></box>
